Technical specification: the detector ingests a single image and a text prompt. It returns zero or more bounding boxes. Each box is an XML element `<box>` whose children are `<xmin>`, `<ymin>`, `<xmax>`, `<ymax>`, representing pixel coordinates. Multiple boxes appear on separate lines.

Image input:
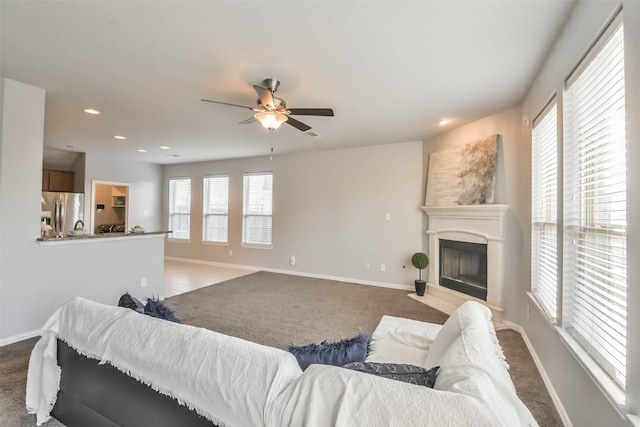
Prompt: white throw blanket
<box><xmin>267</xmin><ymin>364</ymin><xmax>503</xmax><ymax>426</ymax></box>
<box><xmin>26</xmin><ymin>297</ymin><xmax>303</xmax><ymax>426</ymax></box>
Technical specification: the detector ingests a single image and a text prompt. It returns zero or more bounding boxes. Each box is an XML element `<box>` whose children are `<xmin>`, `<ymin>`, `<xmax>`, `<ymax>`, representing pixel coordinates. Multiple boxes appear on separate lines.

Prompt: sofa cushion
<box><xmin>425</xmin><ymin>301</ymin><xmax>493</xmax><ymax>368</ymax></box>
<box><xmin>343</xmin><ymin>362</ymin><xmax>440</xmax><ymax>388</ymax></box>
<box><xmin>365</xmin><ymin>315</ymin><xmax>441</xmax><ymax>368</ymax></box>
<box><xmin>284</xmin><ymin>333</ymin><xmax>370</xmax><ymax>371</ymax></box>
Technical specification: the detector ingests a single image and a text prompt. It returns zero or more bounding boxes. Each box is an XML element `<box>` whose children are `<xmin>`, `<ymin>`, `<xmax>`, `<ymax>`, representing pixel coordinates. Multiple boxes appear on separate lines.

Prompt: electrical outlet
<box><xmin>380</xmin><ymin>264</ymin><xmax>386</xmax><ymax>272</ymax></box>
<box><xmin>229</xmin><ymin>250</ymin><xmax>232</xmax><ymax>256</ymax></box>
<box><xmin>526</xmin><ymin>305</ymin><xmax>530</xmax><ymax>320</ymax></box>
<box><xmin>385</xmin><ymin>212</ymin><xmax>391</xmax><ymax>221</ymax></box>
<box><xmin>365</xmin><ymin>262</ymin><xmax>370</xmax><ymax>270</ymax></box>
<box><xmin>290</xmin><ymin>255</ymin><xmax>296</xmax><ymax>266</ymax></box>
<box><xmin>141</xmin><ymin>278</ymin><xmax>147</xmax><ymax>288</ymax></box>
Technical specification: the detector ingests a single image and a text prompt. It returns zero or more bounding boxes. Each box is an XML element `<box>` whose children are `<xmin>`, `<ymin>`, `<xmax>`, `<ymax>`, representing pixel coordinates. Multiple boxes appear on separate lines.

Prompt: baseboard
<box><xmin>0</xmin><ymin>329</ymin><xmax>41</xmax><ymax>347</ymax></box>
<box><xmin>504</xmin><ymin>322</ymin><xmax>572</xmax><ymax>427</ymax></box>
<box><xmin>165</xmin><ymin>256</ymin><xmax>259</xmax><ymax>272</ymax></box>
<box><xmin>164</xmin><ymin>257</ymin><xmax>414</xmax><ymax>291</ymax></box>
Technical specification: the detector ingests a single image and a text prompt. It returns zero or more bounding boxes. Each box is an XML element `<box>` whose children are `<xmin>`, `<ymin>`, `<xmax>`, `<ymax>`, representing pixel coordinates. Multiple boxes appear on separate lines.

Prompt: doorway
<box><xmin>91</xmin><ymin>180</ymin><xmax>131</xmax><ymax>234</ymax></box>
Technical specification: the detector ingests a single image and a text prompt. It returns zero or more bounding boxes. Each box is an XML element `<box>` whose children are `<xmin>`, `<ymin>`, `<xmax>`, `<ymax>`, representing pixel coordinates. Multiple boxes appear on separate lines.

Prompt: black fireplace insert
<box><xmin>439</xmin><ymin>239</ymin><xmax>488</xmax><ymax>300</ymax></box>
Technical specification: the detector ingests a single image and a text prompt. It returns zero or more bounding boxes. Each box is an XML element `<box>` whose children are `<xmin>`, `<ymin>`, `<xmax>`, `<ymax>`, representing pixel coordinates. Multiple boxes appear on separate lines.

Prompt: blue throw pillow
<box><xmin>118</xmin><ymin>293</ymin><xmax>181</xmax><ymax>323</ymax></box>
<box><xmin>342</xmin><ymin>362</ymin><xmax>440</xmax><ymax>388</ymax></box>
<box><xmin>284</xmin><ymin>333</ymin><xmax>371</xmax><ymax>371</ymax></box>
<box><xmin>144</xmin><ymin>297</ymin><xmax>181</xmax><ymax>323</ymax></box>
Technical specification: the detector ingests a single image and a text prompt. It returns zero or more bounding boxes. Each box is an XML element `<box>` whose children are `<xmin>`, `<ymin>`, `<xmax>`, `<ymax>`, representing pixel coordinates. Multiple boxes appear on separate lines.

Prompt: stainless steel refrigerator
<box><xmin>41</xmin><ymin>192</ymin><xmax>85</xmax><ymax>237</ymax></box>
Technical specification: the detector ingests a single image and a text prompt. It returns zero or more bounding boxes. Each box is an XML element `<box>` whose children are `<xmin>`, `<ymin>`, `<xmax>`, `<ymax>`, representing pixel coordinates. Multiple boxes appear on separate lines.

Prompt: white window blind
<box><xmin>563</xmin><ymin>20</ymin><xmax>626</xmax><ymax>389</ymax></box>
<box><xmin>532</xmin><ymin>101</ymin><xmax>558</xmax><ymax>321</ymax></box>
<box><xmin>203</xmin><ymin>175</ymin><xmax>229</xmax><ymax>243</ymax></box>
<box><xmin>169</xmin><ymin>178</ymin><xmax>191</xmax><ymax>240</ymax></box>
<box><xmin>243</xmin><ymin>173</ymin><xmax>272</xmax><ymax>246</ymax></box>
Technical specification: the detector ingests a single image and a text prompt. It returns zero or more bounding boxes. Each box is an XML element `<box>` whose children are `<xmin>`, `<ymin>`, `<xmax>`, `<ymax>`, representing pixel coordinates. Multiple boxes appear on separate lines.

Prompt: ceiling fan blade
<box><xmin>253</xmin><ymin>85</ymin><xmax>275</xmax><ymax>109</ymax></box>
<box><xmin>287</xmin><ymin>108</ymin><xmax>335</xmax><ymax>117</ymax></box>
<box><xmin>239</xmin><ymin>117</ymin><xmax>257</xmax><ymax>125</ymax></box>
<box><xmin>285</xmin><ymin>116</ymin><xmax>312</xmax><ymax>132</ymax></box>
<box><xmin>201</xmin><ymin>99</ymin><xmax>256</xmax><ymax>111</ymax></box>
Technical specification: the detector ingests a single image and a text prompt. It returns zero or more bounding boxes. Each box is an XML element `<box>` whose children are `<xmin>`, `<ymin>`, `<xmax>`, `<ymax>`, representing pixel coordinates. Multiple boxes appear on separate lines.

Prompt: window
<box><xmin>531</xmin><ymin>101</ymin><xmax>559</xmax><ymax>321</ymax></box>
<box><xmin>203</xmin><ymin>175</ymin><xmax>229</xmax><ymax>243</ymax></box>
<box><xmin>168</xmin><ymin>178</ymin><xmax>191</xmax><ymax>240</ymax></box>
<box><xmin>243</xmin><ymin>173</ymin><xmax>272</xmax><ymax>246</ymax></box>
<box><xmin>563</xmin><ymin>19</ymin><xmax>626</xmax><ymax>389</ymax></box>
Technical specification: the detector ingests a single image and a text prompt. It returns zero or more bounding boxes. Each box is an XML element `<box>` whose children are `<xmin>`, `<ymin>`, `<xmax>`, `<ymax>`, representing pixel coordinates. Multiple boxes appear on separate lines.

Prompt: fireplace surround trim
<box><xmin>421</xmin><ymin>204</ymin><xmax>508</xmax><ymax>319</ymax></box>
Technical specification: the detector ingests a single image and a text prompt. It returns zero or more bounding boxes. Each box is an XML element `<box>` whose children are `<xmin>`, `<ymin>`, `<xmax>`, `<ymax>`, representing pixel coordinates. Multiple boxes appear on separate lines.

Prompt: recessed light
<box><xmin>114</xmin><ymin>135</ymin><xmax>127</xmax><ymax>140</ymax></box>
<box><xmin>137</xmin><ymin>149</ymin><xmax>147</xmax><ymax>153</ymax></box>
<box><xmin>63</xmin><ymin>144</ymin><xmax>75</xmax><ymax>149</ymax></box>
<box><xmin>159</xmin><ymin>146</ymin><xmax>170</xmax><ymax>150</ymax></box>
<box><xmin>83</xmin><ymin>108</ymin><xmax>100</xmax><ymax>115</ymax></box>
<box><xmin>439</xmin><ymin>118</ymin><xmax>451</xmax><ymax>125</ymax></box>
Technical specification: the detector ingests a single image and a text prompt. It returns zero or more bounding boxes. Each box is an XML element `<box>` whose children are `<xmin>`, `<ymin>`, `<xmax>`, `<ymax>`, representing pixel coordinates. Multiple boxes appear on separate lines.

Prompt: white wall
<box><xmin>164</xmin><ymin>141</ymin><xmax>424</xmax><ymax>287</ymax></box>
<box><xmin>422</xmin><ymin>106</ymin><xmax>526</xmax><ymax>322</ymax></box>
<box><xmin>520</xmin><ymin>2</ymin><xmax>639</xmax><ymax>425</ymax></box>
<box><xmin>0</xmin><ymin>79</ymin><xmax>165</xmax><ymax>342</ymax></box>
<box><xmin>0</xmin><ymin>79</ymin><xmax>46</xmax><ymax>339</ymax></box>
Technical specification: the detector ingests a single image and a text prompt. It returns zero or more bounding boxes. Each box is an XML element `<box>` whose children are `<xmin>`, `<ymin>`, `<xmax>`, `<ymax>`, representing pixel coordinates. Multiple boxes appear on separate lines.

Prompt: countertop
<box><xmin>38</xmin><ymin>231</ymin><xmax>171</xmax><ymax>243</ymax></box>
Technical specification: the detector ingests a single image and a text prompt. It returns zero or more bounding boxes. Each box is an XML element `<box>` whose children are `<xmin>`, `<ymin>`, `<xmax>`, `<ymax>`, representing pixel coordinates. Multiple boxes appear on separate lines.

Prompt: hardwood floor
<box><xmin>163</xmin><ymin>260</ymin><xmax>256</xmax><ymax>297</ymax></box>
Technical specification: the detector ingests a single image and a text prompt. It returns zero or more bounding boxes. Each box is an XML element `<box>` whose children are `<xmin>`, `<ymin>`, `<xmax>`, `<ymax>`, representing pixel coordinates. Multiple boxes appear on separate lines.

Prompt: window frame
<box><xmin>202</xmin><ymin>174</ymin><xmax>230</xmax><ymax>244</ymax></box>
<box><xmin>242</xmin><ymin>172</ymin><xmax>273</xmax><ymax>248</ymax></box>
<box><xmin>529</xmin><ymin>9</ymin><xmax>629</xmax><ymax>413</ymax></box>
<box><xmin>531</xmin><ymin>98</ymin><xmax>560</xmax><ymax>322</ymax></box>
<box><xmin>561</xmin><ymin>13</ymin><xmax>627</xmax><ymax>393</ymax></box>
<box><xmin>168</xmin><ymin>177</ymin><xmax>192</xmax><ymax>242</ymax></box>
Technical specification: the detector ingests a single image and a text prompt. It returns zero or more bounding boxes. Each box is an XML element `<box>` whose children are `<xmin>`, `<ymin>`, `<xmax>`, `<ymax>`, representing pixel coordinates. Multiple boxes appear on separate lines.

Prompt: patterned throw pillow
<box><xmin>342</xmin><ymin>362</ymin><xmax>440</xmax><ymax>388</ymax></box>
<box><xmin>117</xmin><ymin>292</ymin><xmax>144</xmax><ymax>313</ymax></box>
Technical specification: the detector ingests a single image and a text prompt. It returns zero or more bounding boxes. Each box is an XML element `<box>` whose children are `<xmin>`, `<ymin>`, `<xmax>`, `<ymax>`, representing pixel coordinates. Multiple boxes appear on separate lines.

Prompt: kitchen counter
<box><xmin>38</xmin><ymin>231</ymin><xmax>172</xmax><ymax>245</ymax></box>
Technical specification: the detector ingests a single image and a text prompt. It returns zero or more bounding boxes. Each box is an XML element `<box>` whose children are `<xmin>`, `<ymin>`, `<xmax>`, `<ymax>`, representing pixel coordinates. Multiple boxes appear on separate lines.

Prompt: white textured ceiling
<box><xmin>1</xmin><ymin>1</ymin><xmax>575</xmax><ymax>164</ymax></box>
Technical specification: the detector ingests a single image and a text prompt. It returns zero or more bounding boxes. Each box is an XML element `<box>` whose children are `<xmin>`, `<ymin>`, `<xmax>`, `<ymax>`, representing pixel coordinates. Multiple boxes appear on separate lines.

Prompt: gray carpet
<box><xmin>0</xmin><ymin>271</ymin><xmax>562</xmax><ymax>426</ymax></box>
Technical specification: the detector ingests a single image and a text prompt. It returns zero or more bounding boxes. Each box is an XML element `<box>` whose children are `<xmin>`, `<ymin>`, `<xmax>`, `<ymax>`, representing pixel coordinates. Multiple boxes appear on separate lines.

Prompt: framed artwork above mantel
<box><xmin>425</xmin><ymin>134</ymin><xmax>499</xmax><ymax>206</ymax></box>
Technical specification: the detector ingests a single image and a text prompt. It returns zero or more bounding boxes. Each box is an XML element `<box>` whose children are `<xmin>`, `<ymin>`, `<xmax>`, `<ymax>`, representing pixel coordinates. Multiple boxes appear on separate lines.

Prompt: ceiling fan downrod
<box><xmin>262</xmin><ymin>78</ymin><xmax>280</xmax><ymax>93</ymax></box>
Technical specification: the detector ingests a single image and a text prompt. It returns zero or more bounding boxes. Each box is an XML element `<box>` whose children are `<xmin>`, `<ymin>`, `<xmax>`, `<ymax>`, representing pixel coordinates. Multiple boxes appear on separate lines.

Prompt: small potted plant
<box><xmin>411</xmin><ymin>252</ymin><xmax>429</xmax><ymax>296</ymax></box>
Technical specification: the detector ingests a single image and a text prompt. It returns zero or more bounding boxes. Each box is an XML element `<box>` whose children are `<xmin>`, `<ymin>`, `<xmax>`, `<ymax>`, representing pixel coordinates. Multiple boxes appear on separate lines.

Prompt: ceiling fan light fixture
<box><xmin>254</xmin><ymin>111</ymin><xmax>287</xmax><ymax>132</ymax></box>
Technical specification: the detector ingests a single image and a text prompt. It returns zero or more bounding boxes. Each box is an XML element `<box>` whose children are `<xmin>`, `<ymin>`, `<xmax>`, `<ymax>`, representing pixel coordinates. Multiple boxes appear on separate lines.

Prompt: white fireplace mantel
<box><xmin>419</xmin><ymin>204</ymin><xmax>509</xmax><ymax>321</ymax></box>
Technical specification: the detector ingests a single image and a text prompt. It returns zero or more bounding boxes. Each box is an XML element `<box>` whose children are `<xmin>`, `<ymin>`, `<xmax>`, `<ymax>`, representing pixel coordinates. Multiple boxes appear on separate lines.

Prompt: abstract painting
<box><xmin>425</xmin><ymin>134</ymin><xmax>499</xmax><ymax>205</ymax></box>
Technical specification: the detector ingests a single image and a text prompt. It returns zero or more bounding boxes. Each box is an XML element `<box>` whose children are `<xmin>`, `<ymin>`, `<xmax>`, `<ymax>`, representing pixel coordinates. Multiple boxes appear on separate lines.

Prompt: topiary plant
<box><xmin>411</xmin><ymin>252</ymin><xmax>429</xmax><ymax>281</ymax></box>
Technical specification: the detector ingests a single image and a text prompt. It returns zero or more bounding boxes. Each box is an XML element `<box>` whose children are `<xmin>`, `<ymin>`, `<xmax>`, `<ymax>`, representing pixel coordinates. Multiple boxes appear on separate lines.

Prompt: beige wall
<box><xmin>163</xmin><ymin>140</ymin><xmax>425</xmax><ymax>288</ymax></box>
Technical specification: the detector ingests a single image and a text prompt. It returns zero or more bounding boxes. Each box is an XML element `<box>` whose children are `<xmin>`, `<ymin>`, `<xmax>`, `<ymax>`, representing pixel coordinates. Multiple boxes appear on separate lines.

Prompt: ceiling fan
<box><xmin>201</xmin><ymin>78</ymin><xmax>334</xmax><ymax>133</ymax></box>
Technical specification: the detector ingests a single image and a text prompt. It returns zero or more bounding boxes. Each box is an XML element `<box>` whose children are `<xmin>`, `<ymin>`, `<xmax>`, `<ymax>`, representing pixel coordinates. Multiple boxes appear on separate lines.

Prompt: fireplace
<box><xmin>439</xmin><ymin>239</ymin><xmax>487</xmax><ymax>300</ymax></box>
<box><xmin>419</xmin><ymin>204</ymin><xmax>508</xmax><ymax>321</ymax></box>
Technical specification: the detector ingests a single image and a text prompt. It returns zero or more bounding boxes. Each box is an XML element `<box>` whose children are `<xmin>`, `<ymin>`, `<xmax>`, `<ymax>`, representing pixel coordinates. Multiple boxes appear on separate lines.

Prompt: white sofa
<box><xmin>27</xmin><ymin>298</ymin><xmax>538</xmax><ymax>427</ymax></box>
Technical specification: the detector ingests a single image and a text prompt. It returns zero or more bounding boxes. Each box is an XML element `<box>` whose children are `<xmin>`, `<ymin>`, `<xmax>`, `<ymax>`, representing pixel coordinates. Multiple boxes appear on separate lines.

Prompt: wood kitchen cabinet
<box><xmin>42</xmin><ymin>169</ymin><xmax>75</xmax><ymax>192</ymax></box>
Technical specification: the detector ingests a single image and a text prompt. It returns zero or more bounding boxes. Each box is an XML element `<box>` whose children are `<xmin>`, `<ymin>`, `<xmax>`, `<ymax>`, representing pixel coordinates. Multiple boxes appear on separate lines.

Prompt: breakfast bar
<box><xmin>37</xmin><ymin>231</ymin><xmax>171</xmax><ymax>245</ymax></box>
